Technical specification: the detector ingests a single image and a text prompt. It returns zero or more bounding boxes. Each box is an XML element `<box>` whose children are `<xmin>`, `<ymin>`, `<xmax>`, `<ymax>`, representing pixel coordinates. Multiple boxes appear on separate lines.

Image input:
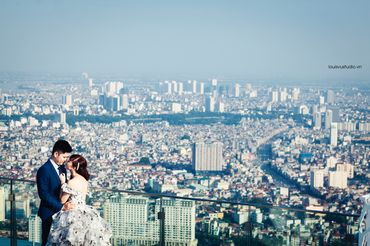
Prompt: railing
<box><xmin>0</xmin><ymin>176</ymin><xmax>361</xmax><ymax>246</ymax></box>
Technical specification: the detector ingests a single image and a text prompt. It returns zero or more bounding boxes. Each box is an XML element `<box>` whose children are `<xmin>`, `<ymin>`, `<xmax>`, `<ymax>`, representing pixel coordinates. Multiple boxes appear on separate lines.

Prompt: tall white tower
<box><xmin>192</xmin><ymin>80</ymin><xmax>197</xmax><ymax>94</ymax></box>
<box><xmin>330</xmin><ymin>122</ymin><xmax>338</xmax><ymax>147</ymax></box>
<box><xmin>234</xmin><ymin>83</ymin><xmax>240</xmax><ymax>97</ymax></box>
<box><xmin>205</xmin><ymin>96</ymin><xmax>215</xmax><ymax>112</ymax></box>
<box><xmin>28</xmin><ymin>215</ymin><xmax>42</xmax><ymax>244</ymax></box>
<box><xmin>325</xmin><ymin>109</ymin><xmax>333</xmax><ymax>129</ymax></box>
<box><xmin>200</xmin><ymin>82</ymin><xmax>204</xmax><ymax>95</ymax></box>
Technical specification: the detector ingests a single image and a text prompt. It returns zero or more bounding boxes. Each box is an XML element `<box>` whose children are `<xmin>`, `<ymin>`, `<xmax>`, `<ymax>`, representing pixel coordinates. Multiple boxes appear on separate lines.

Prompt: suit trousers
<box><xmin>41</xmin><ymin>216</ymin><xmax>53</xmax><ymax>246</ymax></box>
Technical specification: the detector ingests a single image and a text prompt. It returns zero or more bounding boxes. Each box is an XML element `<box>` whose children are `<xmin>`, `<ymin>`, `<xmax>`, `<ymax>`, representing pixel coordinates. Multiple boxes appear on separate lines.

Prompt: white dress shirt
<box><xmin>50</xmin><ymin>158</ymin><xmax>61</xmax><ymax>175</ymax></box>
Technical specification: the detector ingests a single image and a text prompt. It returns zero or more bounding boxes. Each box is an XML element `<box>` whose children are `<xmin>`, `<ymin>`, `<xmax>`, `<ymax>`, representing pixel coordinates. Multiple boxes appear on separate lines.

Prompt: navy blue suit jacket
<box><xmin>36</xmin><ymin>159</ymin><xmax>66</xmax><ymax>220</ymax></box>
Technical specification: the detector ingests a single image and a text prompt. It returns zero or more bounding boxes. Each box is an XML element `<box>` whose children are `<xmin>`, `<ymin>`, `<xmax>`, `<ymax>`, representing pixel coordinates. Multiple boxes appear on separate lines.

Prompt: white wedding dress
<box><xmin>46</xmin><ymin>183</ymin><xmax>112</xmax><ymax>246</ymax></box>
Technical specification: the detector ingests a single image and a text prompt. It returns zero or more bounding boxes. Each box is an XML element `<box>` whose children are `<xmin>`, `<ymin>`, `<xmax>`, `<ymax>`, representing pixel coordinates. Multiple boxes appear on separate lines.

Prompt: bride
<box><xmin>46</xmin><ymin>154</ymin><xmax>112</xmax><ymax>246</ymax></box>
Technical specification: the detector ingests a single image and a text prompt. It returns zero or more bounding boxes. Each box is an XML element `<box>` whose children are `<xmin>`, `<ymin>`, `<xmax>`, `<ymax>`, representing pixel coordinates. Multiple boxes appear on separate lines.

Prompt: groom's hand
<box><xmin>62</xmin><ymin>201</ymin><xmax>75</xmax><ymax>211</ymax></box>
<box><xmin>59</xmin><ymin>173</ymin><xmax>66</xmax><ymax>184</ymax></box>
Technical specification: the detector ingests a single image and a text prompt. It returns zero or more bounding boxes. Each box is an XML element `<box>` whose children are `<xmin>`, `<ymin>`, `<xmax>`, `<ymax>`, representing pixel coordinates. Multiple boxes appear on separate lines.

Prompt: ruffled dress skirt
<box><xmin>47</xmin><ymin>205</ymin><xmax>112</xmax><ymax>246</ymax></box>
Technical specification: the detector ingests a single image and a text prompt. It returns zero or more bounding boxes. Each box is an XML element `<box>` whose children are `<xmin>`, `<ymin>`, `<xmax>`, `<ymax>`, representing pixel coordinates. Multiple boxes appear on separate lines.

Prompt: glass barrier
<box><xmin>0</xmin><ymin>177</ymin><xmax>360</xmax><ymax>246</ymax></box>
<box><xmin>0</xmin><ymin>177</ymin><xmax>41</xmax><ymax>246</ymax></box>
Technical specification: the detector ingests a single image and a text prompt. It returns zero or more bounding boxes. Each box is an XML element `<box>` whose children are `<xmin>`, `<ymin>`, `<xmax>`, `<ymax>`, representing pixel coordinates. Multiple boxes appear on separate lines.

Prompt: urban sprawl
<box><xmin>0</xmin><ymin>76</ymin><xmax>369</xmax><ymax>245</ymax></box>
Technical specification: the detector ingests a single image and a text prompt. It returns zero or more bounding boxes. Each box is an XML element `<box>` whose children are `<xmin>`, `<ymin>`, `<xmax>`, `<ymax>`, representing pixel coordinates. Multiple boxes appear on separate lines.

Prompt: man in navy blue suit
<box><xmin>36</xmin><ymin>140</ymin><xmax>73</xmax><ymax>246</ymax></box>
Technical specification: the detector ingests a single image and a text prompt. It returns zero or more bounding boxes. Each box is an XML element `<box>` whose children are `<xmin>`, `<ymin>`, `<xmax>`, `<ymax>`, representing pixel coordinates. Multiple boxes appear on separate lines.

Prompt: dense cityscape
<box><xmin>0</xmin><ymin>74</ymin><xmax>369</xmax><ymax>245</ymax></box>
<box><xmin>1</xmin><ymin>0</ymin><xmax>369</xmax><ymax>244</ymax></box>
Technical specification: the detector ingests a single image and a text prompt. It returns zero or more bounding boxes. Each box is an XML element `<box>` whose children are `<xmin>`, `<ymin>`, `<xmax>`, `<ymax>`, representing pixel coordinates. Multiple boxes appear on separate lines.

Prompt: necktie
<box><xmin>58</xmin><ymin>165</ymin><xmax>64</xmax><ymax>175</ymax></box>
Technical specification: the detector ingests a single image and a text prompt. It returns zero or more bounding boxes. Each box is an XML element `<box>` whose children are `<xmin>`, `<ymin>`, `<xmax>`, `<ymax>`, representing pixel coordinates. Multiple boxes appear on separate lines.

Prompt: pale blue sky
<box><xmin>0</xmin><ymin>0</ymin><xmax>369</xmax><ymax>81</ymax></box>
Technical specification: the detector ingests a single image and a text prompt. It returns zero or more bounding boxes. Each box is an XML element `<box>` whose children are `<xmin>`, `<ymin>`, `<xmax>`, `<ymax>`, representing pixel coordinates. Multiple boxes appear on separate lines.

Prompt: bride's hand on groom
<box><xmin>62</xmin><ymin>201</ymin><xmax>75</xmax><ymax>211</ymax></box>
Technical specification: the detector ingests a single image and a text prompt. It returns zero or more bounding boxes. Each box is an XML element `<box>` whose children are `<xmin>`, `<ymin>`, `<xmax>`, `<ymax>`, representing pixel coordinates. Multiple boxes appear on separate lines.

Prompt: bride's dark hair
<box><xmin>69</xmin><ymin>154</ymin><xmax>90</xmax><ymax>181</ymax></box>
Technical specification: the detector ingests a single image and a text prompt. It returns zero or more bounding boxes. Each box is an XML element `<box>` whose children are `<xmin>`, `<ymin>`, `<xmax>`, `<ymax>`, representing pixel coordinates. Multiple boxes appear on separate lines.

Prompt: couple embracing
<box><xmin>36</xmin><ymin>140</ymin><xmax>112</xmax><ymax>246</ymax></box>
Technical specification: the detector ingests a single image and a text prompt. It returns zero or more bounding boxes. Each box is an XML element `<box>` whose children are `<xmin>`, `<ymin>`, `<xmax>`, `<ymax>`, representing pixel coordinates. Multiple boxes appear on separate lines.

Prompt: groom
<box><xmin>36</xmin><ymin>139</ymin><xmax>73</xmax><ymax>246</ymax></box>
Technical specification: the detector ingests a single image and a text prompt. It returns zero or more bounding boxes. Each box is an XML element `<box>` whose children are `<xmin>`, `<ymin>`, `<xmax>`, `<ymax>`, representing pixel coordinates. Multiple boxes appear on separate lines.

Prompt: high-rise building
<box><xmin>271</xmin><ymin>91</ymin><xmax>278</xmax><ymax>102</ymax></box>
<box><xmin>310</xmin><ymin>169</ymin><xmax>324</xmax><ymax>188</ymax></box>
<box><xmin>99</xmin><ymin>94</ymin><xmax>105</xmax><ymax>106</ymax></box>
<box><xmin>326</xmin><ymin>90</ymin><xmax>335</xmax><ymax>104</ymax></box>
<box><xmin>166</xmin><ymin>81</ymin><xmax>172</xmax><ymax>94</ymax></box>
<box><xmin>88</xmin><ymin>78</ymin><xmax>93</xmax><ymax>88</ymax></box>
<box><xmin>192</xmin><ymin>142</ymin><xmax>223</xmax><ymax>173</ymax></box>
<box><xmin>100</xmin><ymin>95</ymin><xmax>121</xmax><ymax>112</ymax></box>
<box><xmin>178</xmin><ymin>82</ymin><xmax>184</xmax><ymax>95</ymax></box>
<box><xmin>319</xmin><ymin>96</ymin><xmax>325</xmax><ymax>105</ymax></box>
<box><xmin>336</xmin><ymin>163</ymin><xmax>354</xmax><ymax>179</ymax></box>
<box><xmin>279</xmin><ymin>90</ymin><xmax>287</xmax><ymax>102</ymax></box>
<box><xmin>28</xmin><ymin>215</ymin><xmax>42</xmax><ymax>244</ymax></box>
<box><xmin>163</xmin><ymin>81</ymin><xmax>172</xmax><ymax>94</ymax></box>
<box><xmin>325</xmin><ymin>109</ymin><xmax>333</xmax><ymax>129</ymax></box>
<box><xmin>105</xmin><ymin>81</ymin><xmax>124</xmax><ymax>95</ymax></box>
<box><xmin>211</xmin><ymin>79</ymin><xmax>217</xmax><ymax>87</ymax></box>
<box><xmin>0</xmin><ymin>187</ymin><xmax>5</xmax><ymax>221</ymax></box>
<box><xmin>104</xmin><ymin>95</ymin><xmax>114</xmax><ymax>111</ymax></box>
<box><xmin>216</xmin><ymin>101</ymin><xmax>225</xmax><ymax>113</ymax></box>
<box><xmin>200</xmin><ymin>82</ymin><xmax>204</xmax><ymax>95</ymax></box>
<box><xmin>104</xmin><ymin>196</ymin><xmax>154</xmax><ymax>245</ymax></box>
<box><xmin>212</xmin><ymin>89</ymin><xmax>218</xmax><ymax>98</ymax></box>
<box><xmin>338</xmin><ymin>121</ymin><xmax>356</xmax><ymax>132</ymax></box>
<box><xmin>104</xmin><ymin>196</ymin><xmax>197</xmax><ymax>246</ymax></box>
<box><xmin>205</xmin><ymin>96</ymin><xmax>215</xmax><ymax>112</ymax></box>
<box><xmin>192</xmin><ymin>80</ymin><xmax>197</xmax><ymax>94</ymax></box>
<box><xmin>292</xmin><ymin>88</ymin><xmax>300</xmax><ymax>100</ymax></box>
<box><xmin>234</xmin><ymin>83</ymin><xmax>240</xmax><ymax>97</ymax></box>
<box><xmin>329</xmin><ymin>171</ymin><xmax>347</xmax><ymax>189</ymax></box>
<box><xmin>359</xmin><ymin>122</ymin><xmax>370</xmax><ymax>132</ymax></box>
<box><xmin>155</xmin><ymin>199</ymin><xmax>196</xmax><ymax>245</ymax></box>
<box><xmin>121</xmin><ymin>94</ymin><xmax>129</xmax><ymax>110</ymax></box>
<box><xmin>330</xmin><ymin>123</ymin><xmax>338</xmax><ymax>147</ymax></box>
<box><xmin>172</xmin><ymin>81</ymin><xmax>178</xmax><ymax>93</ymax></box>
<box><xmin>59</xmin><ymin>112</ymin><xmax>66</xmax><ymax>125</ymax></box>
<box><xmin>313</xmin><ymin>112</ymin><xmax>321</xmax><ymax>129</ymax></box>
<box><xmin>62</xmin><ymin>95</ymin><xmax>72</xmax><ymax>107</ymax></box>
<box><xmin>112</xmin><ymin>95</ymin><xmax>120</xmax><ymax>112</ymax></box>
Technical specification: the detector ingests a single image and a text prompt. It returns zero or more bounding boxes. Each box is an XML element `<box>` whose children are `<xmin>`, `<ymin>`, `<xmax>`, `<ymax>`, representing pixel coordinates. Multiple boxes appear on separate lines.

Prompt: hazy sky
<box><xmin>0</xmin><ymin>0</ymin><xmax>369</xmax><ymax>81</ymax></box>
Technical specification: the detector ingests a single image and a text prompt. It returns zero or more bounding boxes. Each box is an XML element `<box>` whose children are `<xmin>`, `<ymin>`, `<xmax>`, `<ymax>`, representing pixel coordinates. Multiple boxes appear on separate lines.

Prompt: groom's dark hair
<box><xmin>52</xmin><ymin>140</ymin><xmax>72</xmax><ymax>154</ymax></box>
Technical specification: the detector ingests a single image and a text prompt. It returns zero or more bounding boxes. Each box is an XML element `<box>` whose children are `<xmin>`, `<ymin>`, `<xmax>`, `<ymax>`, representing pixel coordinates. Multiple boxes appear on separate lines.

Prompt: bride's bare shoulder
<box><xmin>68</xmin><ymin>176</ymin><xmax>87</xmax><ymax>188</ymax></box>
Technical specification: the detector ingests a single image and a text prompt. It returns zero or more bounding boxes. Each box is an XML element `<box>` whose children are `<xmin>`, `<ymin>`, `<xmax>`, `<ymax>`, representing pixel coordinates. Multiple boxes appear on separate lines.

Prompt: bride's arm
<box><xmin>59</xmin><ymin>174</ymin><xmax>71</xmax><ymax>204</ymax></box>
<box><xmin>60</xmin><ymin>191</ymin><xmax>70</xmax><ymax>204</ymax></box>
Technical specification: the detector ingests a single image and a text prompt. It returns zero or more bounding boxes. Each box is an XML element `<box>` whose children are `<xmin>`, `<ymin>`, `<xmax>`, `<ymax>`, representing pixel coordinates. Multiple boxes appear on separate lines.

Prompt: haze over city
<box><xmin>0</xmin><ymin>0</ymin><xmax>369</xmax><ymax>82</ymax></box>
